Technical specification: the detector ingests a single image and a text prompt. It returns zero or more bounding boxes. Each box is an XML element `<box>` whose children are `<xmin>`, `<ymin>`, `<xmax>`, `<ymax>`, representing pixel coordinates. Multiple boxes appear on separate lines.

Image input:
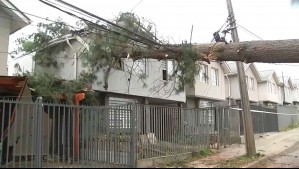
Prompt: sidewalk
<box><xmin>186</xmin><ymin>127</ymin><xmax>299</xmax><ymax>168</ymax></box>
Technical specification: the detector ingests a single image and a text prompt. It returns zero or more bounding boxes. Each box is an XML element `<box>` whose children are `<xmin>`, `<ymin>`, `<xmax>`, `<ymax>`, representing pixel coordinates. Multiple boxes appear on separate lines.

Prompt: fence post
<box><xmin>129</xmin><ymin>104</ymin><xmax>137</xmax><ymax>168</ymax></box>
<box><xmin>216</xmin><ymin>107</ymin><xmax>220</xmax><ymax>149</ymax></box>
<box><xmin>34</xmin><ymin>97</ymin><xmax>43</xmax><ymax>168</ymax></box>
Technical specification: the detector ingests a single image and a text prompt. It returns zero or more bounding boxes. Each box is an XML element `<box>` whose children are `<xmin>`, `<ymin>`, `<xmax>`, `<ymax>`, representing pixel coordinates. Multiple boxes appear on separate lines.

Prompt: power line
<box><xmin>131</xmin><ymin>0</ymin><xmax>144</xmax><ymax>12</ymax></box>
<box><xmin>49</xmin><ymin>0</ymin><xmax>178</xmax><ymax>53</ymax></box>
<box><xmin>47</xmin><ymin>0</ymin><xmax>160</xmax><ymax>46</ymax></box>
<box><xmin>0</xmin><ymin>4</ymin><xmax>78</xmax><ymax>30</ymax></box>
<box><xmin>0</xmin><ymin>5</ymin><xmax>162</xmax><ymax>61</ymax></box>
<box><xmin>41</xmin><ymin>0</ymin><xmax>96</xmax><ymax>21</ymax></box>
<box><xmin>237</xmin><ymin>23</ymin><xmax>263</xmax><ymax>40</ymax></box>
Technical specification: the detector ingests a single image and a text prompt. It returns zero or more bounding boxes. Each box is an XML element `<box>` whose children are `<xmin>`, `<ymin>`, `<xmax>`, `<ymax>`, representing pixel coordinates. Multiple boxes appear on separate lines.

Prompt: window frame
<box><xmin>199</xmin><ymin>64</ymin><xmax>208</xmax><ymax>83</ymax></box>
<box><xmin>211</xmin><ymin>67</ymin><xmax>219</xmax><ymax>86</ymax></box>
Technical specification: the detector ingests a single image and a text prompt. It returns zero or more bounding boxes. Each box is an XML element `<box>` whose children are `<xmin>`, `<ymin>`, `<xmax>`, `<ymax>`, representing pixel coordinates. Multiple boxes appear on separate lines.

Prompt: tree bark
<box><xmin>122</xmin><ymin>39</ymin><xmax>299</xmax><ymax>63</ymax></box>
<box><xmin>195</xmin><ymin>39</ymin><xmax>299</xmax><ymax>63</ymax></box>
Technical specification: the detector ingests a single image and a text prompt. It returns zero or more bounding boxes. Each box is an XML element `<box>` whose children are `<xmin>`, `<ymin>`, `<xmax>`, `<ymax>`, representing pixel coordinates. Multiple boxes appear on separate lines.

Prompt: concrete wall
<box><xmin>34</xmin><ymin>40</ymin><xmax>186</xmax><ymax>103</ymax></box>
<box><xmin>0</xmin><ymin>12</ymin><xmax>10</xmax><ymax>75</ymax></box>
<box><xmin>277</xmin><ymin>105</ymin><xmax>299</xmax><ymax>130</ymax></box>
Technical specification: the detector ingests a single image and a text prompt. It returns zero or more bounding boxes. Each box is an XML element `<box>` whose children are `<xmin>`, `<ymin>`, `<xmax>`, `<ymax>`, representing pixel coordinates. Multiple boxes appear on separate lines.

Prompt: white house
<box><xmin>185</xmin><ymin>61</ymin><xmax>230</xmax><ymax>108</ymax></box>
<box><xmin>257</xmin><ymin>70</ymin><xmax>283</xmax><ymax>106</ymax></box>
<box><xmin>278</xmin><ymin>76</ymin><xmax>294</xmax><ymax>105</ymax></box>
<box><xmin>0</xmin><ymin>0</ymin><xmax>30</xmax><ymax>75</ymax></box>
<box><xmin>31</xmin><ymin>34</ymin><xmax>186</xmax><ymax>106</ymax></box>
<box><xmin>225</xmin><ymin>62</ymin><xmax>261</xmax><ymax>106</ymax></box>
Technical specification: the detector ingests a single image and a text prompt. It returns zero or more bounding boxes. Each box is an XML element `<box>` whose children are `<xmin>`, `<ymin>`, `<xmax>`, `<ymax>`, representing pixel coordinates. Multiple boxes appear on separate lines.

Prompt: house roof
<box><xmin>292</xmin><ymin>79</ymin><xmax>299</xmax><ymax>88</ymax></box>
<box><xmin>278</xmin><ymin>76</ymin><xmax>294</xmax><ymax>88</ymax></box>
<box><xmin>258</xmin><ymin>69</ymin><xmax>281</xmax><ymax>84</ymax></box>
<box><xmin>226</xmin><ymin>62</ymin><xmax>250</xmax><ymax>73</ymax></box>
<box><xmin>0</xmin><ymin>76</ymin><xmax>27</xmax><ymax>96</ymax></box>
<box><xmin>0</xmin><ymin>0</ymin><xmax>31</xmax><ymax>34</ymax></box>
<box><xmin>259</xmin><ymin>70</ymin><xmax>274</xmax><ymax>81</ymax></box>
<box><xmin>225</xmin><ymin>61</ymin><xmax>261</xmax><ymax>81</ymax></box>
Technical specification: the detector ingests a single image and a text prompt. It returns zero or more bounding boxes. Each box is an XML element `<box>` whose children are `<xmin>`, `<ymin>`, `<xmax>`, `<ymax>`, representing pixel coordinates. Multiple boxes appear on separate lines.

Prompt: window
<box><xmin>162</xmin><ymin>60</ymin><xmax>176</xmax><ymax>81</ymax></box>
<box><xmin>135</xmin><ymin>59</ymin><xmax>148</xmax><ymax>76</ymax></box>
<box><xmin>246</xmin><ymin>76</ymin><xmax>254</xmax><ymax>91</ymax></box>
<box><xmin>162</xmin><ymin>60</ymin><xmax>167</xmax><ymax>80</ymax></box>
<box><xmin>211</xmin><ymin>68</ymin><xmax>219</xmax><ymax>86</ymax></box>
<box><xmin>199</xmin><ymin>64</ymin><xmax>208</xmax><ymax>83</ymax></box>
<box><xmin>248</xmin><ymin>77</ymin><xmax>254</xmax><ymax>91</ymax></box>
<box><xmin>167</xmin><ymin>60</ymin><xmax>175</xmax><ymax>76</ymax></box>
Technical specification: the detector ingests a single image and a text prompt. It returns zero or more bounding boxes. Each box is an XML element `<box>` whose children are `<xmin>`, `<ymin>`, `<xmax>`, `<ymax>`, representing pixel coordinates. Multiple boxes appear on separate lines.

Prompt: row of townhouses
<box><xmin>2</xmin><ymin>0</ymin><xmax>299</xmax><ymax>109</ymax></box>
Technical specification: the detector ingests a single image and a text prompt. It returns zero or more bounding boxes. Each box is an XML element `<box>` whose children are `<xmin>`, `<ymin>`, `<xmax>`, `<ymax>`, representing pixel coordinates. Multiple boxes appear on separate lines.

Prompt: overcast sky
<box><xmin>8</xmin><ymin>0</ymin><xmax>299</xmax><ymax>79</ymax></box>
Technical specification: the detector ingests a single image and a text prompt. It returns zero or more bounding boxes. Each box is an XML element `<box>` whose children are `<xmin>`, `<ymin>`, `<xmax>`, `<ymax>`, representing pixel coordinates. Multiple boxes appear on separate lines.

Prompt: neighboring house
<box><xmin>225</xmin><ymin>62</ymin><xmax>261</xmax><ymax>106</ymax></box>
<box><xmin>0</xmin><ymin>0</ymin><xmax>30</xmax><ymax>75</ymax></box>
<box><xmin>278</xmin><ymin>76</ymin><xmax>294</xmax><ymax>105</ymax></box>
<box><xmin>291</xmin><ymin>79</ymin><xmax>299</xmax><ymax>106</ymax></box>
<box><xmin>32</xmin><ymin>34</ymin><xmax>186</xmax><ymax>106</ymax></box>
<box><xmin>186</xmin><ymin>61</ymin><xmax>230</xmax><ymax>108</ymax></box>
<box><xmin>257</xmin><ymin>70</ymin><xmax>283</xmax><ymax>106</ymax></box>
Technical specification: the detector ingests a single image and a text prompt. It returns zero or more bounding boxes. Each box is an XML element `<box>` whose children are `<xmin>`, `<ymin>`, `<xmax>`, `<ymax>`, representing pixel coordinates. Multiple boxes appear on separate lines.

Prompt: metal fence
<box><xmin>0</xmin><ymin>98</ymin><xmax>137</xmax><ymax>168</ymax></box>
<box><xmin>136</xmin><ymin>105</ymin><xmax>240</xmax><ymax>159</ymax></box>
<box><xmin>0</xmin><ymin>99</ymin><xmax>240</xmax><ymax>168</ymax></box>
<box><xmin>236</xmin><ymin>105</ymin><xmax>279</xmax><ymax>135</ymax></box>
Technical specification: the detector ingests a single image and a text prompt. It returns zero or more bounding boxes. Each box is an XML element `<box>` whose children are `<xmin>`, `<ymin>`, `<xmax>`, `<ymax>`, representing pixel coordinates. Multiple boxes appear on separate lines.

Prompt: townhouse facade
<box><xmin>225</xmin><ymin>62</ymin><xmax>261</xmax><ymax>106</ymax></box>
<box><xmin>185</xmin><ymin>61</ymin><xmax>230</xmax><ymax>108</ymax></box>
<box><xmin>279</xmin><ymin>76</ymin><xmax>294</xmax><ymax>105</ymax></box>
<box><xmin>257</xmin><ymin>70</ymin><xmax>283</xmax><ymax>106</ymax></box>
<box><xmin>0</xmin><ymin>0</ymin><xmax>30</xmax><ymax>75</ymax></box>
<box><xmin>32</xmin><ymin>34</ymin><xmax>186</xmax><ymax>106</ymax></box>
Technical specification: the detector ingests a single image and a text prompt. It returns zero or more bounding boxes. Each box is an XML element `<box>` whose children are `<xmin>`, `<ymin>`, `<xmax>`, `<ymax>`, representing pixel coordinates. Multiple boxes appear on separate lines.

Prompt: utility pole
<box><xmin>226</xmin><ymin>0</ymin><xmax>256</xmax><ymax>156</ymax></box>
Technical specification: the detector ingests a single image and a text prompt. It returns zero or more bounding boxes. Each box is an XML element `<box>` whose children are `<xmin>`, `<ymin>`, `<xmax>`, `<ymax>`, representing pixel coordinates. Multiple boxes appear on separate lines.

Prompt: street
<box><xmin>260</xmin><ymin>142</ymin><xmax>299</xmax><ymax>168</ymax></box>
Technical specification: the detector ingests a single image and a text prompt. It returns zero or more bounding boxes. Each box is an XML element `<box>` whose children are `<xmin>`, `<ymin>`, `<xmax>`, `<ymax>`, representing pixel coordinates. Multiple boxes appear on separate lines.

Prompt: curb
<box><xmin>243</xmin><ymin>156</ymin><xmax>271</xmax><ymax>168</ymax></box>
<box><xmin>244</xmin><ymin>141</ymin><xmax>299</xmax><ymax>168</ymax></box>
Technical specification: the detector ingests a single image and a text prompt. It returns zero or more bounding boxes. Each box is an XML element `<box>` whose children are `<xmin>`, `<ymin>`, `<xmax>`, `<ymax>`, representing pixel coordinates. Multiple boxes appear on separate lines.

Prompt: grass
<box><xmin>163</xmin><ymin>149</ymin><xmax>215</xmax><ymax>168</ymax></box>
<box><xmin>280</xmin><ymin>123</ymin><xmax>299</xmax><ymax>132</ymax></box>
<box><xmin>217</xmin><ymin>153</ymin><xmax>265</xmax><ymax>168</ymax></box>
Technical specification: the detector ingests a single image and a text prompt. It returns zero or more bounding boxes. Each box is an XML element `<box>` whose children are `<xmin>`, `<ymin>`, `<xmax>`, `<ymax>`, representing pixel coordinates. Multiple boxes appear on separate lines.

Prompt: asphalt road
<box><xmin>262</xmin><ymin>141</ymin><xmax>299</xmax><ymax>168</ymax></box>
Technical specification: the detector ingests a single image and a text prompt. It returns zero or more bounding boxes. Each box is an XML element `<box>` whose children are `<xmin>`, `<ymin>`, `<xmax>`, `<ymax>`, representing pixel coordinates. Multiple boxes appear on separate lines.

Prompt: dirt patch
<box><xmin>217</xmin><ymin>154</ymin><xmax>264</xmax><ymax>168</ymax></box>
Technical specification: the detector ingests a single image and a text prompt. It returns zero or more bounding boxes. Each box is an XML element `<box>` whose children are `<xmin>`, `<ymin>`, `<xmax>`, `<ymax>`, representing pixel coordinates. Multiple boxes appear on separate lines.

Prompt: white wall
<box><xmin>192</xmin><ymin>61</ymin><xmax>226</xmax><ymax>101</ymax></box>
<box><xmin>284</xmin><ymin>80</ymin><xmax>293</xmax><ymax>104</ymax></box>
<box><xmin>258</xmin><ymin>76</ymin><xmax>280</xmax><ymax>104</ymax></box>
<box><xmin>229</xmin><ymin>67</ymin><xmax>259</xmax><ymax>102</ymax></box>
<box><xmin>0</xmin><ymin>14</ymin><xmax>10</xmax><ymax>75</ymax></box>
<box><xmin>8</xmin><ymin>54</ymin><xmax>34</xmax><ymax>76</ymax></box>
<box><xmin>292</xmin><ymin>87</ymin><xmax>299</xmax><ymax>103</ymax></box>
<box><xmin>34</xmin><ymin>40</ymin><xmax>186</xmax><ymax>102</ymax></box>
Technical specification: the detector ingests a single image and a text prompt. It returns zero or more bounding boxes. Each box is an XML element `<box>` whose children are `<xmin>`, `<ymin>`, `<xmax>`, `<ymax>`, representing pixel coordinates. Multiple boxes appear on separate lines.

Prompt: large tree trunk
<box><xmin>195</xmin><ymin>39</ymin><xmax>299</xmax><ymax>63</ymax></box>
<box><xmin>122</xmin><ymin>39</ymin><xmax>299</xmax><ymax>63</ymax></box>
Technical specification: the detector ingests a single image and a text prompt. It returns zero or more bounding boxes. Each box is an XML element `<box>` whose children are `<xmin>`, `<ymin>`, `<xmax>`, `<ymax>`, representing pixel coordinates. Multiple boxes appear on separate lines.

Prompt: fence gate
<box><xmin>215</xmin><ymin>107</ymin><xmax>241</xmax><ymax>148</ymax></box>
<box><xmin>0</xmin><ymin>98</ymin><xmax>137</xmax><ymax>168</ymax></box>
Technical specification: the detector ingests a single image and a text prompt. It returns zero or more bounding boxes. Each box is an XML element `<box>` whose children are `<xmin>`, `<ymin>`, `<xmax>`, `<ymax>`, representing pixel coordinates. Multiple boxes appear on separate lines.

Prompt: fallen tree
<box><xmin>122</xmin><ymin>39</ymin><xmax>299</xmax><ymax>64</ymax></box>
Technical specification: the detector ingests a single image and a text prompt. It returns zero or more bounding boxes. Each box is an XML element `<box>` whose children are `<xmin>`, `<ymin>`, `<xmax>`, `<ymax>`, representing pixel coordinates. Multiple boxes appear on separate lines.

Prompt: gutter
<box><xmin>66</xmin><ymin>37</ymin><xmax>77</xmax><ymax>80</ymax></box>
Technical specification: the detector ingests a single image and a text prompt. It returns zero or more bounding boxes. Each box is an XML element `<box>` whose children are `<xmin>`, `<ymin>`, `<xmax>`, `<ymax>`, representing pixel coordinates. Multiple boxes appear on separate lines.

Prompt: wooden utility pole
<box><xmin>226</xmin><ymin>0</ymin><xmax>256</xmax><ymax>157</ymax></box>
